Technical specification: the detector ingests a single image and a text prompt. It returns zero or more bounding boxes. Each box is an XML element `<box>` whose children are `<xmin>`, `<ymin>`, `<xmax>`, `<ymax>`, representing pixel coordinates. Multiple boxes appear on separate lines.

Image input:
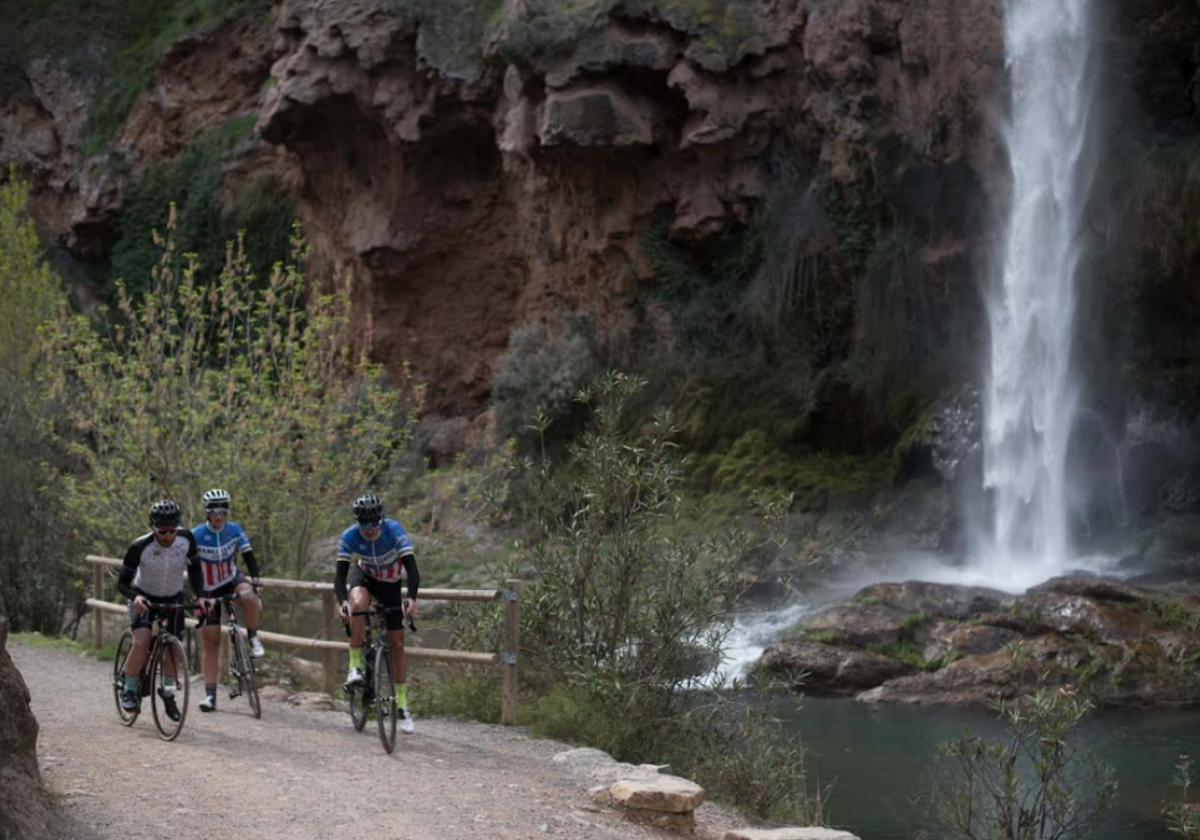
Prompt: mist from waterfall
<box><xmin>978</xmin><ymin>0</ymin><xmax>1101</xmax><ymax>583</ymax></box>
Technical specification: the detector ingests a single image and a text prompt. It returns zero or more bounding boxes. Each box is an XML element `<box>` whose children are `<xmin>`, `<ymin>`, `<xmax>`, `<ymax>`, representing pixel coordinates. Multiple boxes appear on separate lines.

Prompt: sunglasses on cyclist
<box><xmin>360</xmin><ymin>521</ymin><xmax>382</xmax><ymax>532</ymax></box>
<box><xmin>207</xmin><ymin>508</ymin><xmax>229</xmax><ymax>516</ymax></box>
<box><xmin>154</xmin><ymin>526</ymin><xmax>179</xmax><ymax>536</ymax></box>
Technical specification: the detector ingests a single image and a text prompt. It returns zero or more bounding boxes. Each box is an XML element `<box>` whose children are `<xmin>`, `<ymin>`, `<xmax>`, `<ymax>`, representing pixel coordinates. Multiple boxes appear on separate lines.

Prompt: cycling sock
<box><xmin>162</xmin><ymin>676</ymin><xmax>176</xmax><ymax>696</ymax></box>
<box><xmin>394</xmin><ymin>683</ymin><xmax>407</xmax><ymax>709</ymax></box>
<box><xmin>247</xmin><ymin>629</ymin><xmax>258</xmax><ymax>639</ymax></box>
<box><xmin>206</xmin><ymin>683</ymin><xmax>217</xmax><ymax>698</ymax></box>
<box><xmin>349</xmin><ymin>648</ymin><xmax>364</xmax><ymax>670</ymax></box>
<box><xmin>124</xmin><ymin>674</ymin><xmax>138</xmax><ymax>692</ymax></box>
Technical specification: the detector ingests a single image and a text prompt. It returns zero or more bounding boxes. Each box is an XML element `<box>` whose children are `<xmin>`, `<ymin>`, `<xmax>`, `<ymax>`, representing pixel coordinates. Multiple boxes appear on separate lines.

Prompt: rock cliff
<box><xmin>0</xmin><ymin>0</ymin><xmax>1196</xmax><ymax>416</ymax></box>
<box><xmin>0</xmin><ymin>618</ymin><xmax>64</xmax><ymax>840</ymax></box>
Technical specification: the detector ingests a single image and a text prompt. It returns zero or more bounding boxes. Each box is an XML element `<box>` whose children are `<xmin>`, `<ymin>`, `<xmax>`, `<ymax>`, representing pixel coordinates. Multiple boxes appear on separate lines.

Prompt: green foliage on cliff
<box><xmin>0</xmin><ymin>0</ymin><xmax>270</xmax><ymax>149</ymax></box>
<box><xmin>492</xmin><ymin>313</ymin><xmax>604</xmax><ymax>443</ymax></box>
<box><xmin>0</xmin><ymin>174</ymin><xmax>80</xmax><ymax>633</ymax></box>
<box><xmin>108</xmin><ymin>116</ymin><xmax>294</xmax><ymax>299</ymax></box>
<box><xmin>1115</xmin><ymin>139</ymin><xmax>1200</xmax><ymax>406</ymax></box>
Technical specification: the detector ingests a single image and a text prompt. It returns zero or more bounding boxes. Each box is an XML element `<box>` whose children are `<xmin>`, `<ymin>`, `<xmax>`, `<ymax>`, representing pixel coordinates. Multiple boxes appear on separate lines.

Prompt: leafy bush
<box><xmin>492</xmin><ymin>313</ymin><xmax>602</xmax><ymax>441</ymax></box>
<box><xmin>450</xmin><ymin>372</ymin><xmax>820</xmax><ymax>821</ymax></box>
<box><xmin>1164</xmin><ymin>754</ymin><xmax>1200</xmax><ymax>839</ymax></box>
<box><xmin>0</xmin><ymin>174</ymin><xmax>79</xmax><ymax>632</ymax></box>
<box><xmin>930</xmin><ymin>655</ymin><xmax>1117</xmax><ymax>840</ymax></box>
<box><xmin>44</xmin><ymin>211</ymin><xmax>421</xmax><ymax>577</ymax></box>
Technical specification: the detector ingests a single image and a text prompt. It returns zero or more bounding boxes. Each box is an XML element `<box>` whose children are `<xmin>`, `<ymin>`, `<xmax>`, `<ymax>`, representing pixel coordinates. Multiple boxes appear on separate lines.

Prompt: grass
<box><xmin>10</xmin><ymin>631</ymin><xmax>117</xmax><ymax>661</ymax></box>
<box><xmin>804</xmin><ymin>629</ymin><xmax>841</xmax><ymax>644</ymax></box>
<box><xmin>1146</xmin><ymin>599</ymin><xmax>1200</xmax><ymax>636</ymax></box>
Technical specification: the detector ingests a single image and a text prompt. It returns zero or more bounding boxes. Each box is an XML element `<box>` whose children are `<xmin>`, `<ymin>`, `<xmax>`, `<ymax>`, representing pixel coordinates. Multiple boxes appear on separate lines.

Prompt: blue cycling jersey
<box><xmin>191</xmin><ymin>521</ymin><xmax>253</xmax><ymax>591</ymax></box>
<box><xmin>337</xmin><ymin>519</ymin><xmax>414</xmax><ymax>583</ymax></box>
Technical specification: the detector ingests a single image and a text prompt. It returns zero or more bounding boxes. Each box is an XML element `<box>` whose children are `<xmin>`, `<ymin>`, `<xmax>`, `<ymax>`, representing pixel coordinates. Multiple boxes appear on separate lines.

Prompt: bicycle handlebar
<box><xmin>340</xmin><ymin>604</ymin><xmax>417</xmax><ymax>635</ymax></box>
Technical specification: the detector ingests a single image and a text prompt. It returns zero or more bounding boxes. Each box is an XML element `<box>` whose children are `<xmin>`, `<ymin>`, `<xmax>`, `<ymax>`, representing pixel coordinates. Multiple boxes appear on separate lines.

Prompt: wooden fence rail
<box><xmin>84</xmin><ymin>554</ymin><xmax>521</xmax><ymax>725</ymax></box>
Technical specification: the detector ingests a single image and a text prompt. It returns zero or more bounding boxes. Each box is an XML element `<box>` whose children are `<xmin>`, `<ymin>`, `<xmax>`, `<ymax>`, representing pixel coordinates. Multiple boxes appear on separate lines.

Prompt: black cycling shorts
<box><xmin>127</xmin><ymin>591</ymin><xmax>185</xmax><ymax>637</ymax></box>
<box><xmin>197</xmin><ymin>574</ymin><xmax>250</xmax><ymax>627</ymax></box>
<box><xmin>348</xmin><ymin>565</ymin><xmax>407</xmax><ymax>631</ymax></box>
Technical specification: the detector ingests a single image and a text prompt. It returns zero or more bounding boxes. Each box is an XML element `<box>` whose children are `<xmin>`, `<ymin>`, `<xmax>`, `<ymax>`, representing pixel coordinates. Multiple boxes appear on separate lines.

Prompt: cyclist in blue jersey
<box><xmin>191</xmin><ymin>488</ymin><xmax>264</xmax><ymax>713</ymax></box>
<box><xmin>117</xmin><ymin>499</ymin><xmax>204</xmax><ymax>719</ymax></box>
<box><xmin>336</xmin><ymin>493</ymin><xmax>420</xmax><ymax>734</ymax></box>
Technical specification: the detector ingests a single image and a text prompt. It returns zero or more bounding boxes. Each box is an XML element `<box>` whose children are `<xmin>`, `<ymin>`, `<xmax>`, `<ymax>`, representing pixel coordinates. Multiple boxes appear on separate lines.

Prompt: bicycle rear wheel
<box><xmin>231</xmin><ymin>628</ymin><xmax>261</xmax><ymax>719</ymax></box>
<box><xmin>375</xmin><ymin>644</ymin><xmax>396</xmax><ymax>754</ymax></box>
<box><xmin>112</xmin><ymin>631</ymin><xmax>138</xmax><ymax>726</ymax></box>
<box><xmin>149</xmin><ymin>635</ymin><xmax>189</xmax><ymax>741</ymax></box>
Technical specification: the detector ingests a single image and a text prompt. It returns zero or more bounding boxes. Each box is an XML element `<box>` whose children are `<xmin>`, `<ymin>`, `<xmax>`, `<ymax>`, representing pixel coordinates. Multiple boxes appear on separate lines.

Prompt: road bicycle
<box><xmin>112</xmin><ymin>599</ymin><xmax>192</xmax><ymax>741</ymax></box>
<box><xmin>343</xmin><ymin>602</ymin><xmax>416</xmax><ymax>755</ymax></box>
<box><xmin>202</xmin><ymin>590</ymin><xmax>261</xmax><ymax>719</ymax></box>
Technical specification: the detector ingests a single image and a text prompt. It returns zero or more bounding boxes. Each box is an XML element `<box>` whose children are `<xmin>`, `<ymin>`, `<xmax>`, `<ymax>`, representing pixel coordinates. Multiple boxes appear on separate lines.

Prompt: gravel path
<box><xmin>13</xmin><ymin>642</ymin><xmax>746</xmax><ymax>840</ymax></box>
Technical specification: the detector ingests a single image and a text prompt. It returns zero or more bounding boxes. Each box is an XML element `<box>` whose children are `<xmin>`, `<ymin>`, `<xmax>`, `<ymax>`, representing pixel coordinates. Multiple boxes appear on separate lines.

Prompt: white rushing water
<box><xmin>979</xmin><ymin>0</ymin><xmax>1100</xmax><ymax>581</ymax></box>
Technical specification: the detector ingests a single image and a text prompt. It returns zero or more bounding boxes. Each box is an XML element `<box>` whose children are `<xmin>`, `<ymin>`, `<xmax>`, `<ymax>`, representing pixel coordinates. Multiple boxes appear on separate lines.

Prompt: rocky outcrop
<box><xmin>5</xmin><ymin>0</ymin><xmax>1193</xmax><ymax>418</ymax></box>
<box><xmin>0</xmin><ymin>617</ymin><xmax>65</xmax><ymax>840</ymax></box>
<box><xmin>2</xmin><ymin>0</ymin><xmax>1012</xmax><ymax>412</ymax></box>
<box><xmin>757</xmin><ymin>576</ymin><xmax>1200</xmax><ymax>709</ymax></box>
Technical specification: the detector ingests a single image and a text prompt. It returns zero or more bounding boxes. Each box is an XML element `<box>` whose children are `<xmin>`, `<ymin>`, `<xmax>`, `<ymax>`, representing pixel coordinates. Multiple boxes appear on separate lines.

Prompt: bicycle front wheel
<box><xmin>231</xmin><ymin>629</ymin><xmax>261</xmax><ymax>719</ymax></box>
<box><xmin>112</xmin><ymin>631</ymin><xmax>138</xmax><ymax>726</ymax></box>
<box><xmin>375</xmin><ymin>644</ymin><xmax>396</xmax><ymax>754</ymax></box>
<box><xmin>149</xmin><ymin>634</ymin><xmax>189</xmax><ymax>741</ymax></box>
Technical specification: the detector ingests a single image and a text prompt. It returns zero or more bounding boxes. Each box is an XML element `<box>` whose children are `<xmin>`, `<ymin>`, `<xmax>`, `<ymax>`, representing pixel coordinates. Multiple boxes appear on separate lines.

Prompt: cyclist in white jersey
<box><xmin>116</xmin><ymin>500</ymin><xmax>203</xmax><ymax>719</ymax></box>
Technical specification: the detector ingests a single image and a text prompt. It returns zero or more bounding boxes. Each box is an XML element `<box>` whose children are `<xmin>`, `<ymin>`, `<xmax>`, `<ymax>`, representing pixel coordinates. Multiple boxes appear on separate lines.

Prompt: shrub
<box><xmin>930</xmin><ymin>671</ymin><xmax>1117</xmax><ymax>840</ymax></box>
<box><xmin>450</xmin><ymin>372</ymin><xmax>820</xmax><ymax>821</ymax></box>
<box><xmin>492</xmin><ymin>313</ymin><xmax>602</xmax><ymax>442</ymax></box>
<box><xmin>1164</xmin><ymin>754</ymin><xmax>1200</xmax><ymax>839</ymax></box>
<box><xmin>43</xmin><ymin>210</ymin><xmax>421</xmax><ymax>577</ymax></box>
<box><xmin>0</xmin><ymin>173</ymin><xmax>79</xmax><ymax>632</ymax></box>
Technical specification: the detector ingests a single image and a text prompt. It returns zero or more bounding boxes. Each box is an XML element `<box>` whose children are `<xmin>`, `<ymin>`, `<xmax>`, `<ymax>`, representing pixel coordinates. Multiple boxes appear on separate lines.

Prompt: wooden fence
<box><xmin>84</xmin><ymin>554</ymin><xmax>521</xmax><ymax>725</ymax></box>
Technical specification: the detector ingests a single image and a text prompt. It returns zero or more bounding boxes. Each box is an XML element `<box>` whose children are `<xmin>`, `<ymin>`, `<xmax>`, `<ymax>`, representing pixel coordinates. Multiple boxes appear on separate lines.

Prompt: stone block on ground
<box><xmin>725</xmin><ymin>829</ymin><xmax>862</xmax><ymax>840</ymax></box>
<box><xmin>609</xmin><ymin>776</ymin><xmax>705</xmax><ymax>813</ymax></box>
<box><xmin>258</xmin><ymin>684</ymin><xmax>292</xmax><ymax>703</ymax></box>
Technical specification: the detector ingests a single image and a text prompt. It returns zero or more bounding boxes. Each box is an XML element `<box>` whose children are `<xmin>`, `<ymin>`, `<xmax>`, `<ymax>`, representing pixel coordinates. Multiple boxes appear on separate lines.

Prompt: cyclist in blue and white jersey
<box><xmin>116</xmin><ymin>499</ymin><xmax>203</xmax><ymax>720</ymax></box>
<box><xmin>191</xmin><ymin>488</ymin><xmax>264</xmax><ymax>713</ymax></box>
<box><xmin>335</xmin><ymin>493</ymin><xmax>420</xmax><ymax>734</ymax></box>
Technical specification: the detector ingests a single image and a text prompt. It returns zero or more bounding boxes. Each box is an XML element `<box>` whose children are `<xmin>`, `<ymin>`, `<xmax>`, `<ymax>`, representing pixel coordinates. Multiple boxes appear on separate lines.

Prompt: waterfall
<box><xmin>981</xmin><ymin>0</ymin><xmax>1100</xmax><ymax>577</ymax></box>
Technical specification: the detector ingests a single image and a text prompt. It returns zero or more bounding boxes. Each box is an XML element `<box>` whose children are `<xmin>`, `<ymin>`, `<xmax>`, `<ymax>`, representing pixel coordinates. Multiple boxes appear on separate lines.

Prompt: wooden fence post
<box><xmin>501</xmin><ymin>579</ymin><xmax>521</xmax><ymax>726</ymax></box>
<box><xmin>321</xmin><ymin>588</ymin><xmax>337</xmax><ymax>697</ymax></box>
<box><xmin>93</xmin><ymin>562</ymin><xmax>105</xmax><ymax>650</ymax></box>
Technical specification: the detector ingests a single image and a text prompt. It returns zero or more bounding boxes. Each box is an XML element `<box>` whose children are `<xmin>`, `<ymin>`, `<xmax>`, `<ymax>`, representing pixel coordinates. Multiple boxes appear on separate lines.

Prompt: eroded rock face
<box><xmin>0</xmin><ymin>618</ymin><xmax>62</xmax><ymax>840</ymax></box>
<box><xmin>11</xmin><ymin>0</ymin><xmax>1189</xmax><ymax>417</ymax></box>
<box><xmin>758</xmin><ymin>576</ymin><xmax>1200</xmax><ymax>709</ymax></box>
<box><xmin>0</xmin><ymin>0</ymin><xmax>1004</xmax><ymax>411</ymax></box>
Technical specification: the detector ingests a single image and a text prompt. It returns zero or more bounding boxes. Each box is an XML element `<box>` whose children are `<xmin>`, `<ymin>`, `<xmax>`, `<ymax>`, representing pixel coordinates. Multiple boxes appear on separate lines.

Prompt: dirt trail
<box><xmin>12</xmin><ymin>642</ymin><xmax>745</xmax><ymax>840</ymax></box>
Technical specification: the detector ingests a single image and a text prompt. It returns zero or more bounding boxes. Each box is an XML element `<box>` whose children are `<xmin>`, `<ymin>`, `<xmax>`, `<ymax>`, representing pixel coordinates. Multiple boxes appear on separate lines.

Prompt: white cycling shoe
<box><xmin>249</xmin><ymin>636</ymin><xmax>265</xmax><ymax>658</ymax></box>
<box><xmin>344</xmin><ymin>667</ymin><xmax>365</xmax><ymax>688</ymax></box>
<box><xmin>399</xmin><ymin>707</ymin><xmax>415</xmax><ymax>735</ymax></box>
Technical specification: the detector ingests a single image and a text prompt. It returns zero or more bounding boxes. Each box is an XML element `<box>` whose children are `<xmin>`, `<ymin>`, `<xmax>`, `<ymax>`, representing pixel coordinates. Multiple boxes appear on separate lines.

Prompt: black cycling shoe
<box><xmin>121</xmin><ymin>689</ymin><xmax>140</xmax><ymax>713</ymax></box>
<box><xmin>158</xmin><ymin>688</ymin><xmax>181</xmax><ymax>722</ymax></box>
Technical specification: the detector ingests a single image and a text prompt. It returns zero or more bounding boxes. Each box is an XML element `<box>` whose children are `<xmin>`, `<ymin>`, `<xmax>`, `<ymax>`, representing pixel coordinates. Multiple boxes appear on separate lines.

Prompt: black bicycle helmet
<box><xmin>352</xmin><ymin>493</ymin><xmax>384</xmax><ymax>525</ymax></box>
<box><xmin>203</xmin><ymin>488</ymin><xmax>231</xmax><ymax>511</ymax></box>
<box><xmin>149</xmin><ymin>499</ymin><xmax>182</xmax><ymax>528</ymax></box>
